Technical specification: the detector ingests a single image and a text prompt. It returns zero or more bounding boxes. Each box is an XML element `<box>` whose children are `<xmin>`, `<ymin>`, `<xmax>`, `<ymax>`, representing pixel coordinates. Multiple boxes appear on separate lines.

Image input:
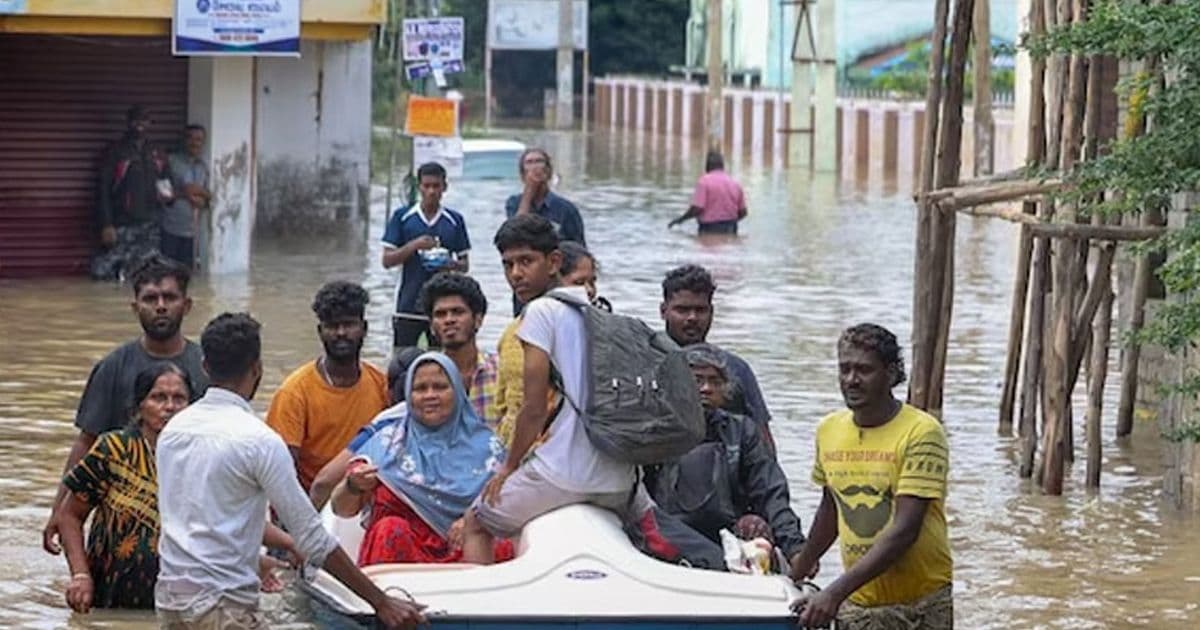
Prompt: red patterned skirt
<box><xmin>358</xmin><ymin>486</ymin><xmax>514</xmax><ymax>566</ymax></box>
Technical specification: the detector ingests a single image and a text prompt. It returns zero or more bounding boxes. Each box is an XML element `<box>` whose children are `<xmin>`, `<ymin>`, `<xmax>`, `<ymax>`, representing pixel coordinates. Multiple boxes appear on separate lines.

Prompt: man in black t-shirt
<box><xmin>42</xmin><ymin>255</ymin><xmax>209</xmax><ymax>555</ymax></box>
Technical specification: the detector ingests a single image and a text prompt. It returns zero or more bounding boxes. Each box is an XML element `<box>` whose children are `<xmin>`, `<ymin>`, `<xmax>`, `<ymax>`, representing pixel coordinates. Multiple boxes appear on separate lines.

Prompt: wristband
<box><xmin>71</xmin><ymin>573</ymin><xmax>91</xmax><ymax>581</ymax></box>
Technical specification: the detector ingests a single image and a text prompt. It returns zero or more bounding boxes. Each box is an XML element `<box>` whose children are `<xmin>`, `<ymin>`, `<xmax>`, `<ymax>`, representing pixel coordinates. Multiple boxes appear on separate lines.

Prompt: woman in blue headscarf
<box><xmin>330</xmin><ymin>352</ymin><xmax>514</xmax><ymax>565</ymax></box>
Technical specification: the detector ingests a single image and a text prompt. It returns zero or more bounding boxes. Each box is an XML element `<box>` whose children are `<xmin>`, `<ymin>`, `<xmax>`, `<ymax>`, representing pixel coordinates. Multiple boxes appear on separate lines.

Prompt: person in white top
<box><xmin>155</xmin><ymin>312</ymin><xmax>426</xmax><ymax>629</ymax></box>
<box><xmin>460</xmin><ymin>215</ymin><xmax>652</xmax><ymax>564</ymax></box>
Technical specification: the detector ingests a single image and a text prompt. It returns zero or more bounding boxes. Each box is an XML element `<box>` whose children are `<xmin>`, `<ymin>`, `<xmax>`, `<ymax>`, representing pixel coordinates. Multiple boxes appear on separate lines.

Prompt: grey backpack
<box><xmin>548</xmin><ymin>290</ymin><xmax>706</xmax><ymax>465</ymax></box>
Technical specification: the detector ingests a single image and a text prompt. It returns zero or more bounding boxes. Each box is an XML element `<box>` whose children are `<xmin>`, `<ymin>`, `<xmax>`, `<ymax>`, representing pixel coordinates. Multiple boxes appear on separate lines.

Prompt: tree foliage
<box><xmin>1031</xmin><ymin>1</ymin><xmax>1200</xmax><ymax>415</ymax></box>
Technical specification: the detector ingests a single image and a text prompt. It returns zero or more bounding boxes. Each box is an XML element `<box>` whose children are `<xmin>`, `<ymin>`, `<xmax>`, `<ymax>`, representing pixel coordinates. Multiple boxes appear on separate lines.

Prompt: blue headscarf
<box><xmin>353</xmin><ymin>352</ymin><xmax>505</xmax><ymax>537</ymax></box>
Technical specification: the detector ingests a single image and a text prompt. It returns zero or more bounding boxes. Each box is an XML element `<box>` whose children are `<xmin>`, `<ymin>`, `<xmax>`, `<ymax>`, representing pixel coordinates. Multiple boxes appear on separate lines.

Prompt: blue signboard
<box><xmin>174</xmin><ymin>0</ymin><xmax>301</xmax><ymax>57</ymax></box>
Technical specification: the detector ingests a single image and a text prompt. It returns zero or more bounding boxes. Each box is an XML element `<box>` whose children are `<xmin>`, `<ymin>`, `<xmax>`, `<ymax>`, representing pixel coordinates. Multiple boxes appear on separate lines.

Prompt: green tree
<box><xmin>1032</xmin><ymin>0</ymin><xmax>1200</xmax><ymax>426</ymax></box>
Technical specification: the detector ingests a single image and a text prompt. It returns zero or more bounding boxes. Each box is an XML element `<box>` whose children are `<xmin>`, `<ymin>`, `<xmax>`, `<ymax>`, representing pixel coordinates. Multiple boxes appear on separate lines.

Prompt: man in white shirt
<box><xmin>460</xmin><ymin>215</ymin><xmax>651</xmax><ymax>564</ymax></box>
<box><xmin>155</xmin><ymin>312</ymin><xmax>425</xmax><ymax>629</ymax></box>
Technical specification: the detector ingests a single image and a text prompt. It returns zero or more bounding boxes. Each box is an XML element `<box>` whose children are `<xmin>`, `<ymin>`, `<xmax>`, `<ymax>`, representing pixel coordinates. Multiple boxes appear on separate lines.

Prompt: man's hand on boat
<box><xmin>376</xmin><ymin>596</ymin><xmax>428</xmax><ymax>628</ymax></box>
<box><xmin>791</xmin><ymin>588</ymin><xmax>839</xmax><ymax>628</ymax></box>
<box><xmin>482</xmin><ymin>464</ymin><xmax>515</xmax><ymax>506</ymax></box>
<box><xmin>789</xmin><ymin>553</ymin><xmax>820</xmax><ymax>582</ymax></box>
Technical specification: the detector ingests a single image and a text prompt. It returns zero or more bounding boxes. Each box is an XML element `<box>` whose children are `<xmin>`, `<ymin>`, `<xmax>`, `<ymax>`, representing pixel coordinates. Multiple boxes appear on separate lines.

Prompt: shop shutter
<box><xmin>0</xmin><ymin>35</ymin><xmax>188</xmax><ymax>278</ymax></box>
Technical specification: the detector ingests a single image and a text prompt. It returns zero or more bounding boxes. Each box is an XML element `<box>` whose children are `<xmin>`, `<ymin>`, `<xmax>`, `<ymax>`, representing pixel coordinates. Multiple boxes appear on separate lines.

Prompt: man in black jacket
<box><xmin>645</xmin><ymin>344</ymin><xmax>809</xmax><ymax>578</ymax></box>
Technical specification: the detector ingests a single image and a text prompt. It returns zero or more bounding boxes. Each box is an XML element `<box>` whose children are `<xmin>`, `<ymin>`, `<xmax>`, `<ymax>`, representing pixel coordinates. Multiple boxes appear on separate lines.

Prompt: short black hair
<box><xmin>662</xmin><ymin>264</ymin><xmax>716</xmax><ymax>301</ymax></box>
<box><xmin>838</xmin><ymin>323</ymin><xmax>907</xmax><ymax>387</ymax></box>
<box><xmin>559</xmin><ymin>240</ymin><xmax>596</xmax><ymax>277</ymax></box>
<box><xmin>311</xmin><ymin>281</ymin><xmax>369</xmax><ymax>322</ymax></box>
<box><xmin>417</xmin><ymin>162</ymin><xmax>447</xmax><ymax>182</ymax></box>
<box><xmin>517</xmin><ymin>147</ymin><xmax>552</xmax><ymax>177</ymax></box>
<box><xmin>128</xmin><ymin>362</ymin><xmax>193</xmax><ymax>421</ymax></box>
<box><xmin>129</xmin><ymin>253</ymin><xmax>191</xmax><ymax>296</ymax></box>
<box><xmin>705</xmin><ymin>150</ymin><xmax>725</xmax><ymax>172</ymax></box>
<box><xmin>418</xmin><ymin>271</ymin><xmax>487</xmax><ymax>318</ymax></box>
<box><xmin>201</xmin><ymin>312</ymin><xmax>261</xmax><ymax>382</ymax></box>
<box><xmin>185</xmin><ymin>123</ymin><xmax>206</xmax><ymax>135</ymax></box>
<box><xmin>493</xmin><ymin>214</ymin><xmax>560</xmax><ymax>255</ymax></box>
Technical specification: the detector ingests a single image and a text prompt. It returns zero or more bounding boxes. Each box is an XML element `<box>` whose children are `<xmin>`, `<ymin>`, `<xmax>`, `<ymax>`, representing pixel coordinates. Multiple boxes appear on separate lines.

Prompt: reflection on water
<box><xmin>1</xmin><ymin>128</ymin><xmax>1198</xmax><ymax>629</ymax></box>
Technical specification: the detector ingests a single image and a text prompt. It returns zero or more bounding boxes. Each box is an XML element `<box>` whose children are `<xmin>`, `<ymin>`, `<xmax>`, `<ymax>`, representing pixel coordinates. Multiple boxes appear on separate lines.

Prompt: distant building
<box><xmin>681</xmin><ymin>0</ymin><xmax>1018</xmax><ymax>90</ymax></box>
<box><xmin>0</xmin><ymin>1</ymin><xmax>382</xmax><ymax>278</ymax></box>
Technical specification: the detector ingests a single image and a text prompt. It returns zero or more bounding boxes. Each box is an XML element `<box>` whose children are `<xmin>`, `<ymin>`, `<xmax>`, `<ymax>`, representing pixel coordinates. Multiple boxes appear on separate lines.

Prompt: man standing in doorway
<box><xmin>91</xmin><ymin>104</ymin><xmax>170</xmax><ymax>281</ymax></box>
<box><xmin>668</xmin><ymin>150</ymin><xmax>748</xmax><ymax>235</ymax></box>
<box><xmin>660</xmin><ymin>265</ymin><xmax>773</xmax><ymax>446</ymax></box>
<box><xmin>382</xmin><ymin>162</ymin><xmax>471</xmax><ymax>348</ymax></box>
<box><xmin>418</xmin><ymin>272</ymin><xmax>499</xmax><ymax>426</ymax></box>
<box><xmin>156</xmin><ymin>312</ymin><xmax>425</xmax><ymax>628</ymax></box>
<box><xmin>42</xmin><ymin>255</ymin><xmax>208</xmax><ymax>555</ymax></box>
<box><xmin>267</xmin><ymin>281</ymin><xmax>389</xmax><ymax>493</ymax></box>
<box><xmin>161</xmin><ymin>125</ymin><xmax>210</xmax><ymax>269</ymax></box>
<box><xmin>791</xmin><ymin>324</ymin><xmax>952</xmax><ymax>629</ymax></box>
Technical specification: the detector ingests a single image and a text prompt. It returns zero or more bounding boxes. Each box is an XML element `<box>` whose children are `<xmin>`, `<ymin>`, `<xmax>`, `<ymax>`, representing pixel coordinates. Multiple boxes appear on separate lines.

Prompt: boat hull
<box><xmin>304</xmin><ymin>504</ymin><xmax>802</xmax><ymax>625</ymax></box>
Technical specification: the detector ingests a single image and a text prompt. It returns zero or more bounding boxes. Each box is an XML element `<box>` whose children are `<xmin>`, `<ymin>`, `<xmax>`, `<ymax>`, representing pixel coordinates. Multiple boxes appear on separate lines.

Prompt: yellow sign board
<box><xmin>405</xmin><ymin>96</ymin><xmax>457</xmax><ymax>137</ymax></box>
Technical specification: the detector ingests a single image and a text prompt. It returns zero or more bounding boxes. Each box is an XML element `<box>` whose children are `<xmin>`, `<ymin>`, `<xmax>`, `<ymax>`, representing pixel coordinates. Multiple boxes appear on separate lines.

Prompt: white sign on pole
<box><xmin>403</xmin><ymin>17</ymin><xmax>465</xmax><ymax>62</ymax></box>
<box><xmin>487</xmin><ymin>0</ymin><xmax>587</xmax><ymax>51</ymax></box>
<box><xmin>413</xmin><ymin>136</ymin><xmax>465</xmax><ymax>179</ymax></box>
<box><xmin>173</xmin><ymin>0</ymin><xmax>301</xmax><ymax>56</ymax></box>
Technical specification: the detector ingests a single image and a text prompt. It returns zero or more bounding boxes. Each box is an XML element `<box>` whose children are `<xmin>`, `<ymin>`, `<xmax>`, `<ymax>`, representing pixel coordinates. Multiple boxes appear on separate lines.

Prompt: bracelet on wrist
<box><xmin>71</xmin><ymin>572</ymin><xmax>92</xmax><ymax>581</ymax></box>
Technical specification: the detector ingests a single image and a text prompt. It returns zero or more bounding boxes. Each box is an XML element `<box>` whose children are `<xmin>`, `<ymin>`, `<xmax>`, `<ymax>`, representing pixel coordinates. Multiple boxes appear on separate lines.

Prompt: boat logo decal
<box><xmin>565</xmin><ymin>569</ymin><xmax>608</xmax><ymax>580</ymax></box>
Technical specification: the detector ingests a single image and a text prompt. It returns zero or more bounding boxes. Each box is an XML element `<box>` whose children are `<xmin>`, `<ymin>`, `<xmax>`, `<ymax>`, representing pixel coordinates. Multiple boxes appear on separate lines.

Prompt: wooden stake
<box><xmin>1116</xmin><ymin>220</ymin><xmax>1151</xmax><ymax>437</ymax></box>
<box><xmin>1019</xmin><ymin>253</ymin><xmax>1047</xmax><ymax>475</ymax></box>
<box><xmin>908</xmin><ymin>0</ymin><xmax>952</xmax><ymax>411</ymax></box>
<box><xmin>973</xmin><ymin>0</ymin><xmax>994</xmax><ymax>176</ymax></box>
<box><xmin>925</xmin><ymin>0</ymin><xmax>976</xmax><ymax>416</ymax></box>
<box><xmin>1000</xmin><ymin>0</ymin><xmax>1048</xmax><ymax>435</ymax></box>
<box><xmin>1041</xmin><ymin>0</ymin><xmax>1088</xmax><ymax>496</ymax></box>
<box><xmin>1086</xmin><ymin>287</ymin><xmax>1114</xmax><ymax>488</ymax></box>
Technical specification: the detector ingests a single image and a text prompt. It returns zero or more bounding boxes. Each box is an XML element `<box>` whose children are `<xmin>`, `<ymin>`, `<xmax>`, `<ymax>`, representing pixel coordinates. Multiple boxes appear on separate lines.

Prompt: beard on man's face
<box><xmin>323</xmin><ymin>336</ymin><xmax>363</xmax><ymax>361</ymax></box>
<box><xmin>140</xmin><ymin>313</ymin><xmax>182</xmax><ymax>341</ymax></box>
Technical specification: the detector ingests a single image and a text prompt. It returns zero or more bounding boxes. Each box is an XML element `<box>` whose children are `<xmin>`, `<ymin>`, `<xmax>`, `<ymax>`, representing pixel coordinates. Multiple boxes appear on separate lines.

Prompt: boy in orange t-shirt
<box><xmin>267</xmin><ymin>282</ymin><xmax>388</xmax><ymax>491</ymax></box>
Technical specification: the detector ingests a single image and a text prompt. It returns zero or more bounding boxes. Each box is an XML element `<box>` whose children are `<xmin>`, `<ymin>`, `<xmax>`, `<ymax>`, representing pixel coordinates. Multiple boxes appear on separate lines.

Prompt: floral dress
<box><xmin>358</xmin><ymin>485</ymin><xmax>514</xmax><ymax>566</ymax></box>
<box><xmin>63</xmin><ymin>427</ymin><xmax>160</xmax><ymax>609</ymax></box>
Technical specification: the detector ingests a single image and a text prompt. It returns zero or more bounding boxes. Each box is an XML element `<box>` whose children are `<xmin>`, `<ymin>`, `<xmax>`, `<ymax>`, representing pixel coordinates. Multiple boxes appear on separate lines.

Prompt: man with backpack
<box><xmin>461</xmin><ymin>215</ymin><xmax>699</xmax><ymax>564</ymax></box>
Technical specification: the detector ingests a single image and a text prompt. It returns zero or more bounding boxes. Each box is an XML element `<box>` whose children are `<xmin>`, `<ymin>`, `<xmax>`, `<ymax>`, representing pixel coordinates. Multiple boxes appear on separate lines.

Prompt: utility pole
<box><xmin>706</xmin><ymin>0</ymin><xmax>723</xmax><ymax>151</ymax></box>
<box><xmin>556</xmin><ymin>0</ymin><xmax>575</xmax><ymax>129</ymax></box>
<box><xmin>973</xmin><ymin>0</ymin><xmax>994</xmax><ymax>175</ymax></box>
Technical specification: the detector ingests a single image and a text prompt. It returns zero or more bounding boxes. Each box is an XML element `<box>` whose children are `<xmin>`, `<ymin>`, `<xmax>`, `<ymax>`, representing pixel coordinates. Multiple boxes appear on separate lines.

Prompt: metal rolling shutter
<box><xmin>0</xmin><ymin>35</ymin><xmax>188</xmax><ymax>278</ymax></box>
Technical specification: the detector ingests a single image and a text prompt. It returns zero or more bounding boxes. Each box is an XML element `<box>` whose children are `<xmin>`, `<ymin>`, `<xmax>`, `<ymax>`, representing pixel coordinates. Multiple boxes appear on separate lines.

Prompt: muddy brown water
<box><xmin>1</xmin><ymin>129</ymin><xmax>1198</xmax><ymax>629</ymax></box>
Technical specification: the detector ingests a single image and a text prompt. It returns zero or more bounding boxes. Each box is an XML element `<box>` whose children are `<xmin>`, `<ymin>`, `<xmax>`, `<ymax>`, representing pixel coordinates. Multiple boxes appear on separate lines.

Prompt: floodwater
<box><xmin>2</xmin><ymin>127</ymin><xmax>1198</xmax><ymax>629</ymax></box>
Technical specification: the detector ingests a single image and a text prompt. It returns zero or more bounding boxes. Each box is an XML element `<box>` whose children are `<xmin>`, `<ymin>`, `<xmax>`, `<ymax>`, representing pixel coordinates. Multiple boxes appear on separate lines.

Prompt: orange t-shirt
<box><xmin>266</xmin><ymin>360</ymin><xmax>389</xmax><ymax>490</ymax></box>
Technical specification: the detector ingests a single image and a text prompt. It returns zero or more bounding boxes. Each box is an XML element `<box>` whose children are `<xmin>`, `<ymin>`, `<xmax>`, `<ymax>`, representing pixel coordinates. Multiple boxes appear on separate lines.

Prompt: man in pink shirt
<box><xmin>668</xmin><ymin>151</ymin><xmax>748</xmax><ymax>235</ymax></box>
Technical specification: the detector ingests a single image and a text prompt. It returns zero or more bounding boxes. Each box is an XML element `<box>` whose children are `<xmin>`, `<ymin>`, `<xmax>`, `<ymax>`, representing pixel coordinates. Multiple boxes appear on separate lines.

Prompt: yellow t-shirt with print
<box><xmin>812</xmin><ymin>403</ymin><xmax>952</xmax><ymax>607</ymax></box>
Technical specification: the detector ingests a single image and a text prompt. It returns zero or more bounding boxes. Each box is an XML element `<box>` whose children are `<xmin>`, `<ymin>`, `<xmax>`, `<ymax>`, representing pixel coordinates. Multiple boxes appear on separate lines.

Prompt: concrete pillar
<box><xmin>883</xmin><ymin>108</ymin><xmax>899</xmax><ymax>174</ymax></box>
<box><xmin>555</xmin><ymin>0</ymin><xmax>574</xmax><ymax>129</ymax></box>
<box><xmin>855</xmin><ymin>107</ymin><xmax>870</xmax><ymax>178</ymax></box>
<box><xmin>751</xmin><ymin>93</ymin><xmax>765</xmax><ymax>157</ymax></box>
<box><xmin>666</xmin><ymin>84</ymin><xmax>677</xmax><ymax>135</ymax></box>
<box><xmin>189</xmin><ymin>57</ymin><xmax>255</xmax><ymax>274</ymax></box>
<box><xmin>813</xmin><ymin>0</ymin><xmax>838</xmax><ymax>172</ymax></box>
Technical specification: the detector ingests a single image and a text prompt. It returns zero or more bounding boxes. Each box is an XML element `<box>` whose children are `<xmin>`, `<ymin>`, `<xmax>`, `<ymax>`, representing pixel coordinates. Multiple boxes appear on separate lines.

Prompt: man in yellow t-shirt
<box><xmin>792</xmin><ymin>323</ymin><xmax>953</xmax><ymax>629</ymax></box>
<box><xmin>266</xmin><ymin>282</ymin><xmax>388</xmax><ymax>494</ymax></box>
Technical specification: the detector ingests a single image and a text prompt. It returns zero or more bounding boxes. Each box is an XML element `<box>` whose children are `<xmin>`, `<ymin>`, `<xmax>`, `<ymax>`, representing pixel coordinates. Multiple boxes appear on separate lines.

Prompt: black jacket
<box><xmin>644</xmin><ymin>408</ymin><xmax>805</xmax><ymax>559</ymax></box>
